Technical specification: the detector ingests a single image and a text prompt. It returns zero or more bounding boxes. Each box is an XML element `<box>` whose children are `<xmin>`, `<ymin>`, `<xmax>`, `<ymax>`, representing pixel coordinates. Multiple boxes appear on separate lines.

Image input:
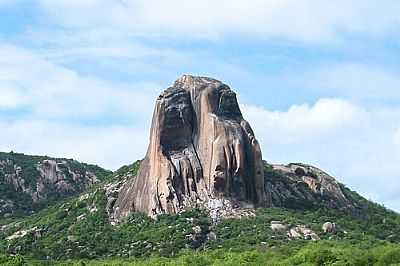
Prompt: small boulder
<box><xmin>271</xmin><ymin>221</ymin><xmax>287</xmax><ymax>232</ymax></box>
<box><xmin>322</xmin><ymin>222</ymin><xmax>336</xmax><ymax>234</ymax></box>
<box><xmin>288</xmin><ymin>228</ymin><xmax>302</xmax><ymax>239</ymax></box>
<box><xmin>288</xmin><ymin>225</ymin><xmax>320</xmax><ymax>241</ymax></box>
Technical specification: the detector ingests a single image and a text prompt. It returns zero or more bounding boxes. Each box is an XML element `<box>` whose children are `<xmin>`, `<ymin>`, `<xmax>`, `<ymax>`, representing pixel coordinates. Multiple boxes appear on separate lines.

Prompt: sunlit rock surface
<box><xmin>113</xmin><ymin>75</ymin><xmax>271</xmax><ymax>219</ymax></box>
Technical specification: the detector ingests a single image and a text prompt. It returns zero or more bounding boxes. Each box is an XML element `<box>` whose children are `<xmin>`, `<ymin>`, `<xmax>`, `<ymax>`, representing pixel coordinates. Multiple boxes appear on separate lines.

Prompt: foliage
<box><xmin>0</xmin><ymin>255</ymin><xmax>26</xmax><ymax>266</ymax></box>
<box><xmin>1</xmin><ymin>159</ymin><xmax>400</xmax><ymax>265</ymax></box>
<box><xmin>104</xmin><ymin>160</ymin><xmax>141</xmax><ymax>183</ymax></box>
<box><xmin>2</xmin><ymin>193</ymin><xmax>400</xmax><ymax>262</ymax></box>
<box><xmin>0</xmin><ymin>186</ymin><xmax>210</xmax><ymax>260</ymax></box>
<box><xmin>2</xmin><ymin>243</ymin><xmax>400</xmax><ymax>265</ymax></box>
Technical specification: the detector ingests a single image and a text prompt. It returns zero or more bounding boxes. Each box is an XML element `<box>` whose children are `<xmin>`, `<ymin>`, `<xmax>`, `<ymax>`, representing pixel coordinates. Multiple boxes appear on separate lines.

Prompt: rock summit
<box><xmin>113</xmin><ymin>75</ymin><xmax>271</xmax><ymax>219</ymax></box>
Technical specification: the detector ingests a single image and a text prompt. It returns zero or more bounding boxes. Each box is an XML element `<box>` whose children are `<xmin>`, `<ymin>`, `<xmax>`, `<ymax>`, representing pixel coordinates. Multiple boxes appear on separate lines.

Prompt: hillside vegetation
<box><xmin>2</xmin><ymin>243</ymin><xmax>400</xmax><ymax>266</ymax></box>
<box><xmin>0</xmin><ymin>161</ymin><xmax>399</xmax><ymax>265</ymax></box>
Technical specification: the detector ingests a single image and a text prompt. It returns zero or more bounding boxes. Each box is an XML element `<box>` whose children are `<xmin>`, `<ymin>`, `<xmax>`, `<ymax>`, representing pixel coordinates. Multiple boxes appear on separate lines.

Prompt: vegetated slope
<box><xmin>0</xmin><ymin>160</ymin><xmax>399</xmax><ymax>263</ymax></box>
<box><xmin>3</xmin><ymin>243</ymin><xmax>400</xmax><ymax>266</ymax></box>
<box><xmin>0</xmin><ymin>151</ymin><xmax>111</xmax><ymax>216</ymax></box>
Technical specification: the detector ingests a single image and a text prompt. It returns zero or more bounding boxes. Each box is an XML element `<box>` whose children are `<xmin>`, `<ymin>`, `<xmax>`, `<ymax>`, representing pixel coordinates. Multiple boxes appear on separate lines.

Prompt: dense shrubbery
<box><xmin>104</xmin><ymin>161</ymin><xmax>141</xmax><ymax>183</ymax></box>
<box><xmin>1</xmin><ymin>160</ymin><xmax>400</xmax><ymax>265</ymax></box>
<box><xmin>0</xmin><ymin>254</ymin><xmax>26</xmax><ymax>266</ymax></box>
<box><xmin>2</xmin><ymin>243</ymin><xmax>400</xmax><ymax>265</ymax></box>
<box><xmin>0</xmin><ymin>187</ymin><xmax>210</xmax><ymax>260</ymax></box>
<box><xmin>2</xmin><ymin>195</ymin><xmax>400</xmax><ymax>262</ymax></box>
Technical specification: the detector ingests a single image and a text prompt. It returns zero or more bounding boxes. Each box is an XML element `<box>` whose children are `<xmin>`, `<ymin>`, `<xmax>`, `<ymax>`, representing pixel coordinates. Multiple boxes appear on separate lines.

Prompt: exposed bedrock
<box><xmin>113</xmin><ymin>75</ymin><xmax>271</xmax><ymax>219</ymax></box>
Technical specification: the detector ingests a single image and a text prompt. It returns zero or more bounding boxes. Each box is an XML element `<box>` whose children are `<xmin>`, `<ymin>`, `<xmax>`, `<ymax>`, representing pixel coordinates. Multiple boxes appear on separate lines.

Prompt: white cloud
<box><xmin>242</xmin><ymin>99</ymin><xmax>400</xmax><ymax>212</ymax></box>
<box><xmin>37</xmin><ymin>0</ymin><xmax>400</xmax><ymax>43</ymax></box>
<box><xmin>0</xmin><ymin>120</ymin><xmax>149</xmax><ymax>170</ymax></box>
<box><xmin>243</xmin><ymin>99</ymin><xmax>364</xmax><ymax>141</ymax></box>
<box><xmin>0</xmin><ymin>43</ymin><xmax>161</xmax><ymax>170</ymax></box>
<box><xmin>0</xmin><ymin>85</ymin><xmax>26</xmax><ymax>108</ymax></box>
<box><xmin>25</xmin><ymin>29</ymin><xmax>190</xmax><ymax>64</ymax></box>
<box><xmin>0</xmin><ymin>44</ymin><xmax>160</xmax><ymax>119</ymax></box>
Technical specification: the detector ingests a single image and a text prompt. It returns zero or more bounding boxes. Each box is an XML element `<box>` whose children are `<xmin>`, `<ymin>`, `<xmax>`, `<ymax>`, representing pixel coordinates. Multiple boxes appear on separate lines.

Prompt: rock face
<box><xmin>113</xmin><ymin>75</ymin><xmax>271</xmax><ymax>219</ymax></box>
<box><xmin>0</xmin><ymin>152</ymin><xmax>110</xmax><ymax>215</ymax></box>
<box><xmin>1</xmin><ymin>159</ymin><xmax>99</xmax><ymax>202</ymax></box>
<box><xmin>267</xmin><ymin>163</ymin><xmax>354</xmax><ymax>210</ymax></box>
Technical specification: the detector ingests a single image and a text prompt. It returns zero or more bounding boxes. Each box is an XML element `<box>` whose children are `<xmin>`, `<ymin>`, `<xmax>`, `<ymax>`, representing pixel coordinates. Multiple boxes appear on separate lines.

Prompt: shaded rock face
<box><xmin>113</xmin><ymin>75</ymin><xmax>271</xmax><ymax>219</ymax></box>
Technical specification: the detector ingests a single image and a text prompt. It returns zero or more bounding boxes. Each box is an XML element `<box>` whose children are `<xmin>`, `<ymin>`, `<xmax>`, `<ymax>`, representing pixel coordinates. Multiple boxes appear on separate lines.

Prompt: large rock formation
<box><xmin>113</xmin><ymin>75</ymin><xmax>271</xmax><ymax>219</ymax></box>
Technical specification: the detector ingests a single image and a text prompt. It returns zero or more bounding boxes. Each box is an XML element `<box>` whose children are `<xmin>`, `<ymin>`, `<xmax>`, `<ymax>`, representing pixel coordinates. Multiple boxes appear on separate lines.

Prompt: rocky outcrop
<box><xmin>267</xmin><ymin>163</ymin><xmax>354</xmax><ymax>210</ymax></box>
<box><xmin>270</xmin><ymin>221</ymin><xmax>320</xmax><ymax>241</ymax></box>
<box><xmin>288</xmin><ymin>225</ymin><xmax>320</xmax><ymax>241</ymax></box>
<box><xmin>1</xmin><ymin>159</ymin><xmax>99</xmax><ymax>202</ymax></box>
<box><xmin>113</xmin><ymin>75</ymin><xmax>271</xmax><ymax>220</ymax></box>
<box><xmin>0</xmin><ymin>153</ymin><xmax>110</xmax><ymax>216</ymax></box>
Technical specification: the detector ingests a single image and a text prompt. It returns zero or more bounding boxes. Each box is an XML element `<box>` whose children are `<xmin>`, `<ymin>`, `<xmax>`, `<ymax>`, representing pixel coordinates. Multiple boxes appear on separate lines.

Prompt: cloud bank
<box><xmin>243</xmin><ymin>99</ymin><xmax>400</xmax><ymax>211</ymax></box>
<box><xmin>37</xmin><ymin>0</ymin><xmax>400</xmax><ymax>43</ymax></box>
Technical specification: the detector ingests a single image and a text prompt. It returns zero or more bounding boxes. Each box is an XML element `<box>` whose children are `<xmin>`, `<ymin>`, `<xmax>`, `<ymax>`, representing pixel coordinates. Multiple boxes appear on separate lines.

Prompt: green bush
<box><xmin>377</xmin><ymin>246</ymin><xmax>400</xmax><ymax>266</ymax></box>
<box><xmin>289</xmin><ymin>244</ymin><xmax>336</xmax><ymax>265</ymax></box>
<box><xmin>0</xmin><ymin>255</ymin><xmax>27</xmax><ymax>266</ymax></box>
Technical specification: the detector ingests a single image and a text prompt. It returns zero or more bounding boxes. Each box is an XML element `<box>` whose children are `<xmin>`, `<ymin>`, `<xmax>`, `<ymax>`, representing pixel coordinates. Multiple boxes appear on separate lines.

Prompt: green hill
<box><xmin>0</xmin><ymin>160</ymin><xmax>399</xmax><ymax>265</ymax></box>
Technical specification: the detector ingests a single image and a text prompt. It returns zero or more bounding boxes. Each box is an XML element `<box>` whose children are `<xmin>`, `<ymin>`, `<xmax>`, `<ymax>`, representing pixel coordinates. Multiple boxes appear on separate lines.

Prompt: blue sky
<box><xmin>1</xmin><ymin>0</ymin><xmax>400</xmax><ymax>211</ymax></box>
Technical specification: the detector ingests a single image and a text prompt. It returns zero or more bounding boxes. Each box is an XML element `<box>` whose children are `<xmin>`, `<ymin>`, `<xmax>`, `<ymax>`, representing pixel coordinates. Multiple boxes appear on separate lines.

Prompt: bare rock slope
<box><xmin>113</xmin><ymin>75</ymin><xmax>271</xmax><ymax>219</ymax></box>
<box><xmin>266</xmin><ymin>163</ymin><xmax>354</xmax><ymax>210</ymax></box>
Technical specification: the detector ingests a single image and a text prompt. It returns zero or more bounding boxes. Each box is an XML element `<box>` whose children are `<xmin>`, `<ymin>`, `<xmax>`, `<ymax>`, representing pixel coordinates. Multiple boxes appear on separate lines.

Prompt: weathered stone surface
<box><xmin>288</xmin><ymin>225</ymin><xmax>320</xmax><ymax>241</ymax></box>
<box><xmin>267</xmin><ymin>163</ymin><xmax>354</xmax><ymax>210</ymax></box>
<box><xmin>269</xmin><ymin>221</ymin><xmax>320</xmax><ymax>241</ymax></box>
<box><xmin>322</xmin><ymin>222</ymin><xmax>337</xmax><ymax>234</ymax></box>
<box><xmin>0</xmin><ymin>157</ymin><xmax>105</xmax><ymax>215</ymax></box>
<box><xmin>113</xmin><ymin>75</ymin><xmax>271</xmax><ymax>219</ymax></box>
<box><xmin>270</xmin><ymin>221</ymin><xmax>288</xmax><ymax>232</ymax></box>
